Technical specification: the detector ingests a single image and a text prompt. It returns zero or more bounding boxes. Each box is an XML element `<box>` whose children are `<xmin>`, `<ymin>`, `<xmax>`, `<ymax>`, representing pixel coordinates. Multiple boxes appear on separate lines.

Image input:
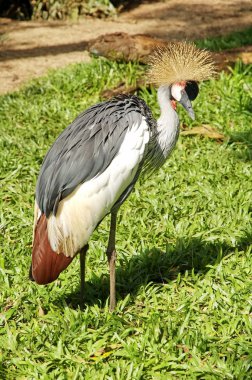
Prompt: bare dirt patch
<box><xmin>0</xmin><ymin>0</ymin><xmax>252</xmax><ymax>94</ymax></box>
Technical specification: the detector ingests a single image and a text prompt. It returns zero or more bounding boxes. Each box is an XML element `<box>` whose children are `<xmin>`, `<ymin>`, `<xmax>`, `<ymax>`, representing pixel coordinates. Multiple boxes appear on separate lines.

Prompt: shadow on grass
<box><xmin>60</xmin><ymin>234</ymin><xmax>251</xmax><ymax>310</ymax></box>
<box><xmin>0</xmin><ymin>367</ymin><xmax>7</xmax><ymax>380</ymax></box>
<box><xmin>228</xmin><ymin>128</ymin><xmax>252</xmax><ymax>162</ymax></box>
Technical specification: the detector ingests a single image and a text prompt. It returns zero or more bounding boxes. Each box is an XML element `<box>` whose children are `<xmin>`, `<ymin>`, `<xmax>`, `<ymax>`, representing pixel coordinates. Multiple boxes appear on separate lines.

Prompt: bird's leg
<box><xmin>106</xmin><ymin>211</ymin><xmax>117</xmax><ymax>312</ymax></box>
<box><xmin>80</xmin><ymin>244</ymin><xmax>89</xmax><ymax>306</ymax></box>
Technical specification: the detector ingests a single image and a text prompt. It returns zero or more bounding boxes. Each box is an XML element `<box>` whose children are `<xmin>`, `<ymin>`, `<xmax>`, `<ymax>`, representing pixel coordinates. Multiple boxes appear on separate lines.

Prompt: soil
<box><xmin>0</xmin><ymin>0</ymin><xmax>252</xmax><ymax>95</ymax></box>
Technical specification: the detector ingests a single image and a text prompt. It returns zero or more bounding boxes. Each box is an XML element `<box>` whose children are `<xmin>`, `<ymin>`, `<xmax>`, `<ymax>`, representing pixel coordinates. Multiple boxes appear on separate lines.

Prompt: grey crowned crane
<box><xmin>30</xmin><ymin>42</ymin><xmax>214</xmax><ymax>311</ymax></box>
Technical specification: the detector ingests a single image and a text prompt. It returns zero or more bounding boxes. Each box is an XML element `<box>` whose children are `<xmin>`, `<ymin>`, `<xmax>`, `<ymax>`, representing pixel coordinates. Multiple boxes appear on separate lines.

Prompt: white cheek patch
<box><xmin>171</xmin><ymin>84</ymin><xmax>183</xmax><ymax>101</ymax></box>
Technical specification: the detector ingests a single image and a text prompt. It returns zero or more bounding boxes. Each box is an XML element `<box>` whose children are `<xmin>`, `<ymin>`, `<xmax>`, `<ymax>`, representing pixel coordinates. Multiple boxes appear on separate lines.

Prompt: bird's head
<box><xmin>147</xmin><ymin>42</ymin><xmax>215</xmax><ymax>119</ymax></box>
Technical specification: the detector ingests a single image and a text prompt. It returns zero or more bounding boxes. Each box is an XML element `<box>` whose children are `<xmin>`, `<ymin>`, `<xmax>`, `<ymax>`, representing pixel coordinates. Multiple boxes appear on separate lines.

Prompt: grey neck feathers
<box><xmin>156</xmin><ymin>85</ymin><xmax>180</xmax><ymax>159</ymax></box>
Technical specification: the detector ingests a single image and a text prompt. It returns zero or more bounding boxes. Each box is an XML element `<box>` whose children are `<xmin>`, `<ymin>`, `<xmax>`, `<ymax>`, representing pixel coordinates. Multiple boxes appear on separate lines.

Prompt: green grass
<box><xmin>0</xmin><ymin>57</ymin><xmax>252</xmax><ymax>379</ymax></box>
<box><xmin>195</xmin><ymin>27</ymin><xmax>252</xmax><ymax>51</ymax></box>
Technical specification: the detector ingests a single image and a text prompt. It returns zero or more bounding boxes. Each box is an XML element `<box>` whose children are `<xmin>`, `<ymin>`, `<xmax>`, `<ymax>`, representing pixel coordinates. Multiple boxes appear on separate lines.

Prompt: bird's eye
<box><xmin>185</xmin><ymin>81</ymin><xmax>199</xmax><ymax>101</ymax></box>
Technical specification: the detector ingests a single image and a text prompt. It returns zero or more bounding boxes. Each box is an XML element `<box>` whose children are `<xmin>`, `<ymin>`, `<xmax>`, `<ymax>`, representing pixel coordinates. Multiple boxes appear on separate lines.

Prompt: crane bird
<box><xmin>30</xmin><ymin>42</ymin><xmax>214</xmax><ymax>311</ymax></box>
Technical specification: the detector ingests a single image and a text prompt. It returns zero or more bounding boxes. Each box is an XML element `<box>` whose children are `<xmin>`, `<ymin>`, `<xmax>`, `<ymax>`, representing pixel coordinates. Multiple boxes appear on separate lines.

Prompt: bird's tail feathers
<box><xmin>31</xmin><ymin>214</ymin><xmax>73</xmax><ymax>284</ymax></box>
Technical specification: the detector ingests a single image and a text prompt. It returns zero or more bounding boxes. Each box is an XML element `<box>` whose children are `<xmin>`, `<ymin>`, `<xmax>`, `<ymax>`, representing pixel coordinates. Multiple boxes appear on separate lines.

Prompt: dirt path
<box><xmin>0</xmin><ymin>0</ymin><xmax>252</xmax><ymax>94</ymax></box>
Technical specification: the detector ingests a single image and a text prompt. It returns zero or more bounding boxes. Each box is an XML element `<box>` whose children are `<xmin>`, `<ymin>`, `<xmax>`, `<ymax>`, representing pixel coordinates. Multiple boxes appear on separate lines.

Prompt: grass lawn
<box><xmin>0</xmin><ymin>49</ymin><xmax>252</xmax><ymax>378</ymax></box>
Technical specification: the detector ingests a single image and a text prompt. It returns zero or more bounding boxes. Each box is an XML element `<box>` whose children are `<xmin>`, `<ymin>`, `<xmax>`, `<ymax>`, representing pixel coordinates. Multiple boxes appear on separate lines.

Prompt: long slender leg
<box><xmin>106</xmin><ymin>211</ymin><xmax>117</xmax><ymax>312</ymax></box>
<box><xmin>80</xmin><ymin>244</ymin><xmax>89</xmax><ymax>306</ymax></box>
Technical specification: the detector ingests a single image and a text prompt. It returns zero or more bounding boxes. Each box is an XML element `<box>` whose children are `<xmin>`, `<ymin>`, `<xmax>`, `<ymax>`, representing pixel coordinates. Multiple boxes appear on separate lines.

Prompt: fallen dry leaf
<box><xmin>177</xmin><ymin>344</ymin><xmax>190</xmax><ymax>353</ymax></box>
<box><xmin>38</xmin><ymin>306</ymin><xmax>45</xmax><ymax>317</ymax></box>
<box><xmin>180</xmin><ymin>124</ymin><xmax>225</xmax><ymax>141</ymax></box>
<box><xmin>89</xmin><ymin>343</ymin><xmax>122</xmax><ymax>361</ymax></box>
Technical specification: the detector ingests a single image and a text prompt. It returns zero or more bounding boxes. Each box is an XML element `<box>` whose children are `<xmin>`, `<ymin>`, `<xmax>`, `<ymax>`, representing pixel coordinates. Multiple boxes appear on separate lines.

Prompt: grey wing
<box><xmin>36</xmin><ymin>96</ymin><xmax>146</xmax><ymax>217</ymax></box>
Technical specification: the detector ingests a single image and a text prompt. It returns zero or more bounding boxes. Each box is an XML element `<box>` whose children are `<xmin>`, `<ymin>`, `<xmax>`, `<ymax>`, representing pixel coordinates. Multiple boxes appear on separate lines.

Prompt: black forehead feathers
<box><xmin>185</xmin><ymin>81</ymin><xmax>199</xmax><ymax>101</ymax></box>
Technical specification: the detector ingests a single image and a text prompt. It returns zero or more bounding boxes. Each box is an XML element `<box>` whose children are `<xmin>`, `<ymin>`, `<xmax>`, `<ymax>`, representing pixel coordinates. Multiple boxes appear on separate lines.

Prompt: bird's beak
<box><xmin>179</xmin><ymin>91</ymin><xmax>195</xmax><ymax>120</ymax></box>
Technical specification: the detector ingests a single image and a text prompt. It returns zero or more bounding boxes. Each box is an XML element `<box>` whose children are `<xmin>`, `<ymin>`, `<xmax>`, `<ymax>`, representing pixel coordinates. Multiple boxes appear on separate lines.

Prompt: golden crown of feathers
<box><xmin>148</xmin><ymin>41</ymin><xmax>215</xmax><ymax>86</ymax></box>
